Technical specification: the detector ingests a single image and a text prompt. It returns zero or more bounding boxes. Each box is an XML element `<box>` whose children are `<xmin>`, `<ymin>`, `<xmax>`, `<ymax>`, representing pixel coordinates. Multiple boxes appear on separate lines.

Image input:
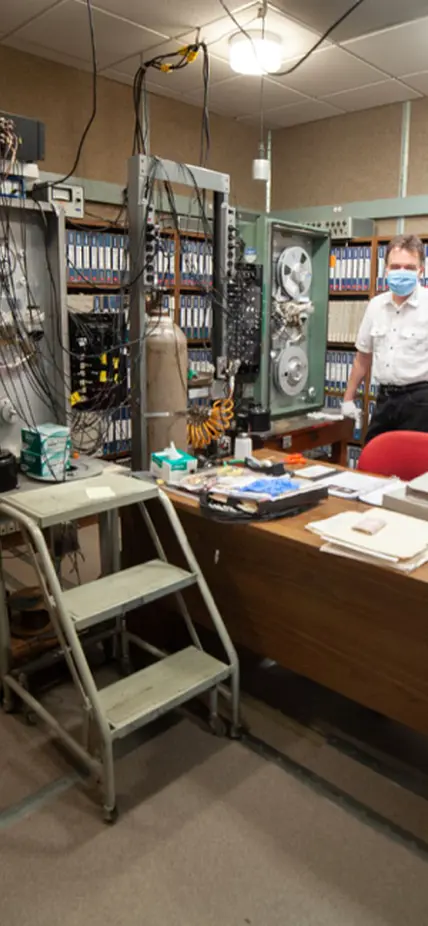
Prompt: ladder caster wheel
<box><xmin>2</xmin><ymin>692</ymin><xmax>16</xmax><ymax>713</ymax></box>
<box><xmin>229</xmin><ymin>724</ymin><xmax>244</xmax><ymax>741</ymax></box>
<box><xmin>210</xmin><ymin>716</ymin><xmax>227</xmax><ymax>738</ymax></box>
<box><xmin>103</xmin><ymin>805</ymin><xmax>118</xmax><ymax>825</ymax></box>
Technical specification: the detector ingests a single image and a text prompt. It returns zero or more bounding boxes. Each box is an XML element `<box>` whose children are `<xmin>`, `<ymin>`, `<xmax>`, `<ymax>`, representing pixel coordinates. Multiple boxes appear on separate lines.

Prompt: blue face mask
<box><xmin>387</xmin><ymin>269</ymin><xmax>418</xmax><ymax>296</ymax></box>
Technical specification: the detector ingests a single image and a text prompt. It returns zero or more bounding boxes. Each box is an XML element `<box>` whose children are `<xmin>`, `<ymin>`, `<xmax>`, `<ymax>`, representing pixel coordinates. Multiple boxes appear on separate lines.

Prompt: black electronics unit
<box><xmin>0</xmin><ymin>111</ymin><xmax>45</xmax><ymax>162</ymax></box>
<box><xmin>0</xmin><ymin>450</ymin><xmax>18</xmax><ymax>492</ymax></box>
<box><xmin>226</xmin><ymin>263</ymin><xmax>263</xmax><ymax>381</ymax></box>
<box><xmin>200</xmin><ymin>481</ymin><xmax>327</xmax><ymax>521</ymax></box>
<box><xmin>68</xmin><ymin>312</ymin><xmax>128</xmax><ymax>411</ymax></box>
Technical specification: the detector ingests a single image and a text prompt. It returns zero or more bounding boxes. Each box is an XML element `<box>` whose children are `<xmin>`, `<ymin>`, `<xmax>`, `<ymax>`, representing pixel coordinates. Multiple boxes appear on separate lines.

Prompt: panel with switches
<box><xmin>226</xmin><ymin>263</ymin><xmax>262</xmax><ymax>382</ymax></box>
<box><xmin>142</xmin><ymin>203</ymin><xmax>158</xmax><ymax>288</ymax></box>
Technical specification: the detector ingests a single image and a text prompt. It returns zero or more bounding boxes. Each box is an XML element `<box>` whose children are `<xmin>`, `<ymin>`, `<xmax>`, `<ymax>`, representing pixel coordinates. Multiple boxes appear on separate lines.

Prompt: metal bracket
<box><xmin>137</xmin><ymin>155</ymin><xmax>230</xmax><ymax>195</ymax></box>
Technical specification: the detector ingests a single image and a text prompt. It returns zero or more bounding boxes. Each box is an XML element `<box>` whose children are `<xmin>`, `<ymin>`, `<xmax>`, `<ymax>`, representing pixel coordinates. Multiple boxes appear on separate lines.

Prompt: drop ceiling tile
<box><xmin>327</xmin><ymin>0</ymin><xmax>428</xmax><ymax>42</ymax></box>
<box><xmin>7</xmin><ymin>0</ymin><xmax>168</xmax><ymax>68</ymax></box>
<box><xmin>2</xmin><ymin>34</ymin><xmax>95</xmax><ymax>73</ymax></box>
<box><xmin>180</xmin><ymin>6</ymin><xmax>322</xmax><ymax>64</ymax></box>
<box><xmin>240</xmin><ymin>98</ymin><xmax>344</xmax><ymax>128</ymax></box>
<box><xmin>1</xmin><ymin>0</ymin><xmax>64</xmax><ymax>37</ymax></box>
<box><xmin>273</xmin><ymin>46</ymin><xmax>386</xmax><ymax>96</ymax></box>
<box><xmin>323</xmin><ymin>79</ymin><xmax>421</xmax><ymax>112</ymax></box>
<box><xmin>91</xmin><ymin>0</ymin><xmax>254</xmax><ymax>37</ymax></box>
<box><xmin>272</xmin><ymin>0</ymin><xmax>428</xmax><ymax>41</ymax></box>
<box><xmin>343</xmin><ymin>18</ymin><xmax>428</xmax><ymax>78</ymax></box>
<box><xmin>105</xmin><ymin>47</ymin><xmax>232</xmax><ymax>91</ymax></box>
<box><xmin>105</xmin><ymin>40</ymin><xmax>183</xmax><ymax>75</ymax></box>
<box><xmin>270</xmin><ymin>1</ymin><xmax>357</xmax><ymax>34</ymax></box>
<box><xmin>187</xmin><ymin>75</ymin><xmax>307</xmax><ymax>116</ymax></box>
<box><xmin>178</xmin><ymin>6</ymin><xmax>265</xmax><ymax>57</ymax></box>
<box><xmin>401</xmin><ymin>71</ymin><xmax>428</xmax><ymax>95</ymax></box>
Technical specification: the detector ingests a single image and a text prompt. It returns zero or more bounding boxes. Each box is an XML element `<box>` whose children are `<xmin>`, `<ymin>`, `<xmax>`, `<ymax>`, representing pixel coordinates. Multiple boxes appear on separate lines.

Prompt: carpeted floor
<box><xmin>2</xmin><ymin>525</ymin><xmax>428</xmax><ymax>924</ymax></box>
<box><xmin>2</xmin><ymin>711</ymin><xmax>428</xmax><ymax>926</ymax></box>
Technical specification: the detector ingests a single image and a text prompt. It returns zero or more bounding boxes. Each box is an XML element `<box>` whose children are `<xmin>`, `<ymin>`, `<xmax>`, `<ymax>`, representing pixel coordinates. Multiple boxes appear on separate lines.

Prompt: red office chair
<box><xmin>358</xmin><ymin>430</ymin><xmax>428</xmax><ymax>480</ymax></box>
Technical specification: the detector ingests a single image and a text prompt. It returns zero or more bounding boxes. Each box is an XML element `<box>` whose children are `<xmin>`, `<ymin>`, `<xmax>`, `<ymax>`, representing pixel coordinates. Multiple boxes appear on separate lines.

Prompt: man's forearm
<box><xmin>344</xmin><ymin>351</ymin><xmax>371</xmax><ymax>402</ymax></box>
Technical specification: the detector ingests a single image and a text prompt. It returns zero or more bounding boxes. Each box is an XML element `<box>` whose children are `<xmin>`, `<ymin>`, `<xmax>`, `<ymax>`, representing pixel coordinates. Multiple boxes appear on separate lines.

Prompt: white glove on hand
<box><xmin>342</xmin><ymin>400</ymin><xmax>362</xmax><ymax>430</ymax></box>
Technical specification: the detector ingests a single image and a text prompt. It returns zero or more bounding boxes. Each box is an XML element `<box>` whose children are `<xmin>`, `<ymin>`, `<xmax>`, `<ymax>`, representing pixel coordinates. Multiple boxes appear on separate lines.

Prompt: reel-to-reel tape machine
<box><xmin>259</xmin><ymin>219</ymin><xmax>330</xmax><ymax>419</ymax></box>
<box><xmin>213</xmin><ymin>213</ymin><xmax>330</xmax><ymax>421</ymax></box>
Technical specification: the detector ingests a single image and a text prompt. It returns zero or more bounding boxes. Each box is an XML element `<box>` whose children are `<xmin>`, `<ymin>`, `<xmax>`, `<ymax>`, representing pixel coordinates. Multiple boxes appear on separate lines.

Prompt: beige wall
<box><xmin>272</xmin><ymin>104</ymin><xmax>402</xmax><ymax>211</ymax></box>
<box><xmin>376</xmin><ymin>217</ymin><xmax>428</xmax><ymax>236</ymax></box>
<box><xmin>407</xmin><ymin>97</ymin><xmax>428</xmax><ymax>198</ymax></box>
<box><xmin>0</xmin><ymin>45</ymin><xmax>265</xmax><ymax>211</ymax></box>
<box><xmin>3</xmin><ymin>43</ymin><xmax>428</xmax><ymax>222</ymax></box>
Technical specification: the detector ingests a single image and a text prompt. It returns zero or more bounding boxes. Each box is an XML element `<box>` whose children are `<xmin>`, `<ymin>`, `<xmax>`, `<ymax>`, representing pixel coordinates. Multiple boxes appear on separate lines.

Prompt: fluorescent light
<box><xmin>229</xmin><ymin>30</ymin><xmax>283</xmax><ymax>76</ymax></box>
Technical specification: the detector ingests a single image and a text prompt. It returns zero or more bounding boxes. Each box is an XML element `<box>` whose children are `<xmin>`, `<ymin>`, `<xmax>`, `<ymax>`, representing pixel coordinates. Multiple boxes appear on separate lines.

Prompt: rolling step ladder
<box><xmin>0</xmin><ymin>473</ymin><xmax>240</xmax><ymax>821</ymax></box>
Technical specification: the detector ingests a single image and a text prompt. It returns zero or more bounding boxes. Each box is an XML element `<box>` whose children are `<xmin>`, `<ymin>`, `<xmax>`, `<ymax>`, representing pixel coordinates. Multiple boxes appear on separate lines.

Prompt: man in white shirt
<box><xmin>343</xmin><ymin>234</ymin><xmax>428</xmax><ymax>444</ymax></box>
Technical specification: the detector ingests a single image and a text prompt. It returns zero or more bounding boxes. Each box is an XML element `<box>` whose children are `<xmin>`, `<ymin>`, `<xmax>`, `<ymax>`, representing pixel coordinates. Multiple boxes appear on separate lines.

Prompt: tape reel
<box><xmin>273</xmin><ymin>345</ymin><xmax>309</xmax><ymax>397</ymax></box>
<box><xmin>276</xmin><ymin>246</ymin><xmax>312</xmax><ymax>301</ymax></box>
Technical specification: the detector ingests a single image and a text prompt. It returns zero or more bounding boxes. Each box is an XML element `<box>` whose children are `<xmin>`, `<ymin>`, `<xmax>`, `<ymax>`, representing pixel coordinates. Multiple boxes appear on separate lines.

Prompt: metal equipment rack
<box><xmin>0</xmin><ymin>472</ymin><xmax>240</xmax><ymax>821</ymax></box>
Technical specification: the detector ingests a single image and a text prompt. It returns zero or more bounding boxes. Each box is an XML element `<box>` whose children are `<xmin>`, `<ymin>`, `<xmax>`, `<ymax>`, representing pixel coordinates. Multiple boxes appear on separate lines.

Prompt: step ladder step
<box><xmin>99</xmin><ymin>646</ymin><xmax>230</xmax><ymax>738</ymax></box>
<box><xmin>63</xmin><ymin>560</ymin><xmax>197</xmax><ymax>631</ymax></box>
<box><xmin>6</xmin><ymin>473</ymin><xmax>157</xmax><ymax>528</ymax></box>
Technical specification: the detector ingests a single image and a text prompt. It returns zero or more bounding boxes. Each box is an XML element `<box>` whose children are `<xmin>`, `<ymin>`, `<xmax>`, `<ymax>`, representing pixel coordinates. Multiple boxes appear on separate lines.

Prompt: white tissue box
<box><xmin>150</xmin><ymin>446</ymin><xmax>197</xmax><ymax>483</ymax></box>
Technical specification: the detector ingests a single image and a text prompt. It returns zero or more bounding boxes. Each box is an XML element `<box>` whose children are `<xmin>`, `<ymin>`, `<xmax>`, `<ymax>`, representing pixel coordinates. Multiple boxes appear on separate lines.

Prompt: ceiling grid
<box><xmin>1</xmin><ymin>0</ymin><xmax>428</xmax><ymax>128</ymax></box>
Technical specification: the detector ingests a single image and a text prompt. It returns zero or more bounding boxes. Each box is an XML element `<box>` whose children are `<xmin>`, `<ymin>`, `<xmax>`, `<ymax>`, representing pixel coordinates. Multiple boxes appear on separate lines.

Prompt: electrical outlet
<box><xmin>0</xmin><ymin>518</ymin><xmax>17</xmax><ymax>536</ymax></box>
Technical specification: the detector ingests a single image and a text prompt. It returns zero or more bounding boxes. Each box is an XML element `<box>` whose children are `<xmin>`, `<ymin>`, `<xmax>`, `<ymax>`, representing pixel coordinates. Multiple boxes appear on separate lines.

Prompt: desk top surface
<box><xmin>269</xmin><ymin>413</ymin><xmax>350</xmax><ymax>436</ymax></box>
<box><xmin>167</xmin><ymin>450</ymin><xmax>428</xmax><ymax>586</ymax></box>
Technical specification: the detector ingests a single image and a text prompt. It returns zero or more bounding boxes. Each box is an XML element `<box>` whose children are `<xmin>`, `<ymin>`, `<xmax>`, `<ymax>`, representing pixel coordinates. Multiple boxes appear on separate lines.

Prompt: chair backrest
<box><xmin>358</xmin><ymin>431</ymin><xmax>428</xmax><ymax>481</ymax></box>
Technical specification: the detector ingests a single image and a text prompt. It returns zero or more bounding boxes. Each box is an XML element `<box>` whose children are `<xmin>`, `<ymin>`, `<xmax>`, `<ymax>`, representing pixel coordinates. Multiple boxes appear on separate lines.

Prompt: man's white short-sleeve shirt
<box><xmin>355</xmin><ymin>284</ymin><xmax>428</xmax><ymax>386</ymax></box>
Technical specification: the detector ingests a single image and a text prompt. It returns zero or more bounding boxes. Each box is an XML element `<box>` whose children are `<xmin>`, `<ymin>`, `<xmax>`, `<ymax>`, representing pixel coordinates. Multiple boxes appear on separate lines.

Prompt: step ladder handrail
<box><xmin>157</xmin><ymin>489</ymin><xmax>240</xmax><ymax>675</ymax></box>
<box><xmin>0</xmin><ymin>500</ymin><xmax>112</xmax><ymax>745</ymax></box>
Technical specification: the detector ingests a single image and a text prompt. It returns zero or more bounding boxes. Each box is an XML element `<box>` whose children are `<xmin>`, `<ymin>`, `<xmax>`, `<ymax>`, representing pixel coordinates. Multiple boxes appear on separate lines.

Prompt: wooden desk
<box><xmin>122</xmin><ymin>453</ymin><xmax>428</xmax><ymax>737</ymax></box>
<box><xmin>262</xmin><ymin>415</ymin><xmax>354</xmax><ymax>466</ymax></box>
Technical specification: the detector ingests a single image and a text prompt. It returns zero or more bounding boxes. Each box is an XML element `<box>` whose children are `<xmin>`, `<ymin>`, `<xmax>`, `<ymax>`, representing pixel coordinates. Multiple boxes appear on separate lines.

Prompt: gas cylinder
<box><xmin>146</xmin><ymin>312</ymin><xmax>188</xmax><ymax>455</ymax></box>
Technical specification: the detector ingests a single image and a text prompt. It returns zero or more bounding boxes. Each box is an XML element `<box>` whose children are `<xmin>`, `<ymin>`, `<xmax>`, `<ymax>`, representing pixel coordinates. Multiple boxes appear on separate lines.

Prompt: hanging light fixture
<box><xmin>229</xmin><ymin>29</ymin><xmax>283</xmax><ymax>76</ymax></box>
<box><xmin>248</xmin><ymin>4</ymin><xmax>272</xmax><ymax>184</ymax></box>
<box><xmin>252</xmin><ymin>141</ymin><xmax>270</xmax><ymax>181</ymax></box>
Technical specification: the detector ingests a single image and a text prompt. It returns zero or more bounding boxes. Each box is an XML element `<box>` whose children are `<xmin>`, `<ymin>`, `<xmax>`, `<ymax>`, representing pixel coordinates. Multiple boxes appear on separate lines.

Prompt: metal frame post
<box><xmin>128</xmin><ymin>155</ymin><xmax>150</xmax><ymax>471</ymax></box>
<box><xmin>212</xmin><ymin>190</ymin><xmax>227</xmax><ymax>364</ymax></box>
<box><xmin>127</xmin><ymin>155</ymin><xmax>230</xmax><ymax>470</ymax></box>
<box><xmin>397</xmin><ymin>101</ymin><xmax>412</xmax><ymax>234</ymax></box>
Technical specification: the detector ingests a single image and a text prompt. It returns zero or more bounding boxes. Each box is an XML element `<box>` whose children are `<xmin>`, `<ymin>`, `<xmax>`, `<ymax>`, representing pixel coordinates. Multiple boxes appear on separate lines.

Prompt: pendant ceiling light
<box><xmin>228</xmin><ymin>29</ymin><xmax>283</xmax><ymax>76</ymax></box>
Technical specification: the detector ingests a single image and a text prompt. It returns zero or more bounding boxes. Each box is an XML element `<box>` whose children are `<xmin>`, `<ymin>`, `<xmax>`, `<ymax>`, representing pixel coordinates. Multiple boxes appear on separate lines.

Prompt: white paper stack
<box><xmin>316</xmin><ymin>470</ymin><xmax>392</xmax><ymax>500</ymax></box>
<box><xmin>306</xmin><ymin>509</ymin><xmax>428</xmax><ymax>573</ymax></box>
<box><xmin>360</xmin><ymin>478</ymin><xmax>407</xmax><ymax>506</ymax></box>
<box><xmin>406</xmin><ymin>473</ymin><xmax>428</xmax><ymax>500</ymax></box>
<box><xmin>382</xmin><ymin>474</ymin><xmax>428</xmax><ymax>521</ymax></box>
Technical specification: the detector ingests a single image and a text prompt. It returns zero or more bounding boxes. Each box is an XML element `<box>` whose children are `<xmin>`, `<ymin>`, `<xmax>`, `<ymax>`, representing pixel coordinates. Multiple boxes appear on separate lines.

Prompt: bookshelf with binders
<box><xmin>177</xmin><ymin>231</ymin><xmax>213</xmax><ymax>343</ymax></box>
<box><xmin>65</xmin><ymin>217</ymin><xmax>133</xmax><ymax>460</ymax></box>
<box><xmin>65</xmin><ymin>219</ymin><xmax>214</xmax><ymax>458</ymax></box>
<box><xmin>326</xmin><ymin>237</ymin><xmax>375</xmax><ymax>461</ymax></box>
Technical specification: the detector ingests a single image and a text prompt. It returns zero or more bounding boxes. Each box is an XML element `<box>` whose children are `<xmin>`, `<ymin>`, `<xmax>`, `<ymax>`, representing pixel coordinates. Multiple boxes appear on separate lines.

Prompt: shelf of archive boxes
<box><xmin>65</xmin><ymin>218</ymin><xmax>214</xmax><ymax>339</ymax></box>
<box><xmin>65</xmin><ymin>218</ymin><xmax>214</xmax><ymax>456</ymax></box>
<box><xmin>327</xmin><ymin>234</ymin><xmax>382</xmax><ymax>448</ymax></box>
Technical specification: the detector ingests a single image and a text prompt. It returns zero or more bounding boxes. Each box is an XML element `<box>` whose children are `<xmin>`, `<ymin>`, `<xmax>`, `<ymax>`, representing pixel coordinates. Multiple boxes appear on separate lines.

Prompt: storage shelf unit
<box><xmin>327</xmin><ymin>233</ymin><xmax>428</xmax><ymax>466</ymax></box>
<box><xmin>65</xmin><ymin>216</ymin><xmax>214</xmax><ymax>459</ymax></box>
